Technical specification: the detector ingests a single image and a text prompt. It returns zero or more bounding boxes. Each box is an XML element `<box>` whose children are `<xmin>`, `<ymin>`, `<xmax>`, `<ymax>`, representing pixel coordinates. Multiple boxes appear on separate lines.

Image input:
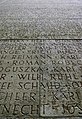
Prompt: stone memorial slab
<box><xmin>39</xmin><ymin>40</ymin><xmax>82</xmax><ymax>117</ymax></box>
<box><xmin>0</xmin><ymin>40</ymin><xmax>41</xmax><ymax>119</ymax></box>
<box><xmin>0</xmin><ymin>40</ymin><xmax>82</xmax><ymax>119</ymax></box>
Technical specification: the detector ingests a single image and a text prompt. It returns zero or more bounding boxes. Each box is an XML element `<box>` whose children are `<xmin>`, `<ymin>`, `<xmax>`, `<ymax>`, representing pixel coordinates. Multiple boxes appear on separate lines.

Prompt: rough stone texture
<box><xmin>0</xmin><ymin>40</ymin><xmax>82</xmax><ymax>119</ymax></box>
<box><xmin>0</xmin><ymin>0</ymin><xmax>82</xmax><ymax>39</ymax></box>
<box><xmin>40</xmin><ymin>40</ymin><xmax>82</xmax><ymax>117</ymax></box>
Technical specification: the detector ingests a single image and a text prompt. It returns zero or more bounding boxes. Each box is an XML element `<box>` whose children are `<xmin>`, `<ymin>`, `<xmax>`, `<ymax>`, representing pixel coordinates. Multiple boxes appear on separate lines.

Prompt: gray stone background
<box><xmin>0</xmin><ymin>0</ymin><xmax>82</xmax><ymax>39</ymax></box>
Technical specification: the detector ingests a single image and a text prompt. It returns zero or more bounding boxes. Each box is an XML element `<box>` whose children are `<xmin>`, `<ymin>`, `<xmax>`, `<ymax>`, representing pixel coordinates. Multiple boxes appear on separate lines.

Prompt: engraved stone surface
<box><xmin>0</xmin><ymin>40</ymin><xmax>82</xmax><ymax>119</ymax></box>
<box><xmin>0</xmin><ymin>40</ymin><xmax>40</xmax><ymax>118</ymax></box>
<box><xmin>39</xmin><ymin>40</ymin><xmax>82</xmax><ymax>117</ymax></box>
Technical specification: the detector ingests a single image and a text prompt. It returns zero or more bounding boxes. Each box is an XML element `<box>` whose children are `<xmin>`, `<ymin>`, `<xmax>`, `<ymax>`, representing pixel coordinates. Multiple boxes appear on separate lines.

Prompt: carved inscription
<box><xmin>0</xmin><ymin>40</ymin><xmax>41</xmax><ymax>118</ymax></box>
<box><xmin>40</xmin><ymin>40</ymin><xmax>82</xmax><ymax>117</ymax></box>
<box><xmin>0</xmin><ymin>40</ymin><xmax>82</xmax><ymax>118</ymax></box>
